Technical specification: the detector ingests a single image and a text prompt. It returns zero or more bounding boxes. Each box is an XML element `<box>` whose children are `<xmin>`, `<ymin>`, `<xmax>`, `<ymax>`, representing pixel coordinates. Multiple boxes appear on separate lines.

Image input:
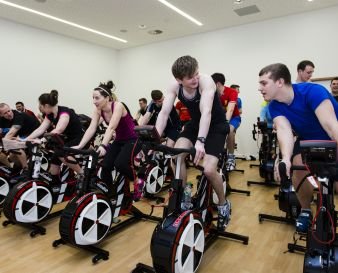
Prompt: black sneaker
<box><xmin>217</xmin><ymin>199</ymin><xmax>231</xmax><ymax>231</ymax></box>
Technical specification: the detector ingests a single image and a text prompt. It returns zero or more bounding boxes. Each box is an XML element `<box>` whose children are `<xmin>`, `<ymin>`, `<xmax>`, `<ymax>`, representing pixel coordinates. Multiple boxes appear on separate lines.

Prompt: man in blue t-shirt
<box><xmin>258</xmin><ymin>63</ymin><xmax>338</xmax><ymax>233</ymax></box>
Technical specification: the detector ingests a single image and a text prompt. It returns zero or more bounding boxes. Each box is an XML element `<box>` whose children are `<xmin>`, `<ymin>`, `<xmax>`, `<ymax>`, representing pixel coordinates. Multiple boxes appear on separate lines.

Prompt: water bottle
<box><xmin>181</xmin><ymin>182</ymin><xmax>193</xmax><ymax>211</ymax></box>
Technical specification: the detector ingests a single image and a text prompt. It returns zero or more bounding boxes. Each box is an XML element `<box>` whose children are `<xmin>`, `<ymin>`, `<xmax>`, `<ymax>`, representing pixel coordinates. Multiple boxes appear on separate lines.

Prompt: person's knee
<box><xmin>166</xmin><ymin>138</ymin><xmax>175</xmax><ymax>148</ymax></box>
<box><xmin>203</xmin><ymin>164</ymin><xmax>217</xmax><ymax>178</ymax></box>
<box><xmin>229</xmin><ymin>125</ymin><xmax>235</xmax><ymax>134</ymax></box>
<box><xmin>115</xmin><ymin>160</ymin><xmax>133</xmax><ymax>180</ymax></box>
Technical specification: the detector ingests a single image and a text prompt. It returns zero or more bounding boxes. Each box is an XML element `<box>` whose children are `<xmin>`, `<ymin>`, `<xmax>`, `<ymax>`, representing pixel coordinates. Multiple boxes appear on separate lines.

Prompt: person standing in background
<box><xmin>296</xmin><ymin>60</ymin><xmax>315</xmax><ymax>83</ymax></box>
<box><xmin>230</xmin><ymin>84</ymin><xmax>242</xmax><ymax>115</ymax></box>
<box><xmin>330</xmin><ymin>77</ymin><xmax>338</xmax><ymax>101</ymax></box>
<box><xmin>135</xmin><ymin>98</ymin><xmax>148</xmax><ymax>123</ymax></box>
<box><xmin>211</xmin><ymin>73</ymin><xmax>241</xmax><ymax>171</ymax></box>
<box><xmin>15</xmin><ymin>101</ymin><xmax>39</xmax><ymax>122</ymax></box>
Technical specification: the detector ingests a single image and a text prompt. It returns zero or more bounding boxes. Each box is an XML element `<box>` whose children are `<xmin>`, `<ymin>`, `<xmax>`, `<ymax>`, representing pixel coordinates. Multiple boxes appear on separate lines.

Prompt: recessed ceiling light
<box><xmin>157</xmin><ymin>0</ymin><xmax>203</xmax><ymax>26</ymax></box>
<box><xmin>138</xmin><ymin>24</ymin><xmax>147</xmax><ymax>29</ymax></box>
<box><xmin>148</xmin><ymin>29</ymin><xmax>163</xmax><ymax>35</ymax></box>
<box><xmin>0</xmin><ymin>0</ymin><xmax>127</xmax><ymax>43</ymax></box>
<box><xmin>307</xmin><ymin>0</ymin><xmax>314</xmax><ymax>2</ymax></box>
<box><xmin>234</xmin><ymin>0</ymin><xmax>243</xmax><ymax>3</ymax></box>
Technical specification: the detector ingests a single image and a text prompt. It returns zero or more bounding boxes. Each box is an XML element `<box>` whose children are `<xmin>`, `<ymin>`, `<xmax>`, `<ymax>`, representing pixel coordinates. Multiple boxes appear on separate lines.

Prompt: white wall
<box><xmin>1</xmin><ymin>6</ymin><xmax>338</xmax><ymax>156</ymax></box>
<box><xmin>118</xmin><ymin>6</ymin><xmax>338</xmax><ymax>156</ymax></box>
<box><xmin>0</xmin><ymin>18</ymin><xmax>118</xmax><ymax>116</ymax></box>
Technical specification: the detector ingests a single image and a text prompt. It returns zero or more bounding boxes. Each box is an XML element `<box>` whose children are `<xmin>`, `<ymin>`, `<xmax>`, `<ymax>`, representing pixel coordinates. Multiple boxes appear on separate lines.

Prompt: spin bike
<box><xmin>287</xmin><ymin>140</ymin><xmax>338</xmax><ymax>273</ymax></box>
<box><xmin>133</xmin><ymin>125</ymin><xmax>249</xmax><ymax>273</ymax></box>
<box><xmin>258</xmin><ymin>161</ymin><xmax>301</xmax><ymax>224</ymax></box>
<box><xmin>247</xmin><ymin>118</ymin><xmax>279</xmax><ymax>187</ymax></box>
<box><xmin>53</xmin><ymin>141</ymin><xmax>162</xmax><ymax>263</ymax></box>
<box><xmin>137</xmin><ymin>148</ymin><xmax>173</xmax><ymax>201</ymax></box>
<box><xmin>2</xmin><ymin>135</ymin><xmax>76</xmax><ymax>236</ymax></box>
<box><xmin>0</xmin><ymin>140</ymin><xmax>50</xmax><ymax>210</ymax></box>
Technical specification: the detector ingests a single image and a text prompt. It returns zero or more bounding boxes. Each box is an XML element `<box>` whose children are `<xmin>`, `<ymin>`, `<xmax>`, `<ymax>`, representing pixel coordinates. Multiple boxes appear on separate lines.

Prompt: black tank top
<box><xmin>177</xmin><ymin>85</ymin><xmax>226</xmax><ymax>125</ymax></box>
<box><xmin>46</xmin><ymin>106</ymin><xmax>83</xmax><ymax>140</ymax></box>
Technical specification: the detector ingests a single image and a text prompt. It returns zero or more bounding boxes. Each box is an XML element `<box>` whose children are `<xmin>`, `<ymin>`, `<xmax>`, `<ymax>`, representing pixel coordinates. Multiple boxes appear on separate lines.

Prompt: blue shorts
<box><xmin>229</xmin><ymin>116</ymin><xmax>241</xmax><ymax>130</ymax></box>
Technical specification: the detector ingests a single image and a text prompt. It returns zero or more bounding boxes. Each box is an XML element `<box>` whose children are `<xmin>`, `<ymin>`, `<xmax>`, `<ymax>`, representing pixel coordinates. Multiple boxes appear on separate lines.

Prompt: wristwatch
<box><xmin>197</xmin><ymin>137</ymin><xmax>206</xmax><ymax>144</ymax></box>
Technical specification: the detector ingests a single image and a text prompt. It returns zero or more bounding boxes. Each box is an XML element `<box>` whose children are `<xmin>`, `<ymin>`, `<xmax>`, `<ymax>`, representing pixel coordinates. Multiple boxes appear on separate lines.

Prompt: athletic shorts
<box><xmin>164</xmin><ymin>126</ymin><xmax>181</xmax><ymax>142</ymax></box>
<box><xmin>179</xmin><ymin>122</ymin><xmax>229</xmax><ymax>158</ymax></box>
<box><xmin>229</xmin><ymin>116</ymin><xmax>241</xmax><ymax>130</ymax></box>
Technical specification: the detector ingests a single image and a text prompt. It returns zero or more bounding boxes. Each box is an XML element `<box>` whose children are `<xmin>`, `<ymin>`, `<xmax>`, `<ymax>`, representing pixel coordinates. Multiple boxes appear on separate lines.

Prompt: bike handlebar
<box><xmin>61</xmin><ymin>146</ymin><xmax>98</xmax><ymax>156</ymax></box>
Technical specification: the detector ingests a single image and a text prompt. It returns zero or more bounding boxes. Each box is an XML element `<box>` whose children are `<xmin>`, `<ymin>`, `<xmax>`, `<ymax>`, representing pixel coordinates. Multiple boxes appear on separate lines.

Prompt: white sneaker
<box><xmin>217</xmin><ymin>200</ymin><xmax>231</xmax><ymax>230</ymax></box>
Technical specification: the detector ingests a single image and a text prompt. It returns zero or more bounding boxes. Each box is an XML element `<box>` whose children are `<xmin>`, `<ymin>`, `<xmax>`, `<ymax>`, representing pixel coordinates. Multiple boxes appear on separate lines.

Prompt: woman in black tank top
<box><xmin>26</xmin><ymin>90</ymin><xmax>84</xmax><ymax>184</ymax></box>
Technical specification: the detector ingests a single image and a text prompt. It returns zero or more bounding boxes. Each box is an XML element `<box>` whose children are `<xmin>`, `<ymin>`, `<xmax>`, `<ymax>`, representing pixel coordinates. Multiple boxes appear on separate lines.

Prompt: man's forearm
<box><xmin>155</xmin><ymin>111</ymin><xmax>168</xmax><ymax>137</ymax></box>
<box><xmin>277</xmin><ymin>129</ymin><xmax>294</xmax><ymax>160</ymax></box>
<box><xmin>198</xmin><ymin>112</ymin><xmax>211</xmax><ymax>138</ymax></box>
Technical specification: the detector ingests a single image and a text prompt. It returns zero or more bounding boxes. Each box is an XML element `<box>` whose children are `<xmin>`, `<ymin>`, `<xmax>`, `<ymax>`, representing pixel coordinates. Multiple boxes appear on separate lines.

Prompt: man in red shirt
<box><xmin>15</xmin><ymin>101</ymin><xmax>39</xmax><ymax>122</ymax></box>
<box><xmin>175</xmin><ymin>100</ymin><xmax>191</xmax><ymax>125</ymax></box>
<box><xmin>212</xmin><ymin>73</ymin><xmax>241</xmax><ymax>171</ymax></box>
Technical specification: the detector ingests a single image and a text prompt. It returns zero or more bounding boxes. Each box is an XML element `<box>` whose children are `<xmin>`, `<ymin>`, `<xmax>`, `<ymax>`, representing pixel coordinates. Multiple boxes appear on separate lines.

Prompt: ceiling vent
<box><xmin>234</xmin><ymin>5</ymin><xmax>260</xmax><ymax>16</ymax></box>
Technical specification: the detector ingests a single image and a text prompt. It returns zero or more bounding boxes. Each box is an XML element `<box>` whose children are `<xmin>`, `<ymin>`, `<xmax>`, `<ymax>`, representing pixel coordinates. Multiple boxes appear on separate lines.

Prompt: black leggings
<box><xmin>101</xmin><ymin>139</ymin><xmax>140</xmax><ymax>186</ymax></box>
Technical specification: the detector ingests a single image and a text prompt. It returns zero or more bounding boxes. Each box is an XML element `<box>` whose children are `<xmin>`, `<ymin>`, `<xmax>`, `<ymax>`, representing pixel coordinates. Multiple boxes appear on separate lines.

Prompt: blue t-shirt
<box><xmin>269</xmin><ymin>83</ymin><xmax>338</xmax><ymax>140</ymax></box>
<box><xmin>237</xmin><ymin>98</ymin><xmax>242</xmax><ymax>110</ymax></box>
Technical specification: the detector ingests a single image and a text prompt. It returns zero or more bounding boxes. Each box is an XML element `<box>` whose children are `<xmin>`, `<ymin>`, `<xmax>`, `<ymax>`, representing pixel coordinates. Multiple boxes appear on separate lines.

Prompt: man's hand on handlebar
<box><xmin>194</xmin><ymin>141</ymin><xmax>205</xmax><ymax>165</ymax></box>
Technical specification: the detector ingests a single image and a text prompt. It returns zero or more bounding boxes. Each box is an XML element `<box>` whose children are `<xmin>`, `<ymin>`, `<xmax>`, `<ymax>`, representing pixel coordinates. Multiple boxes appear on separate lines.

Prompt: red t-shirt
<box><xmin>175</xmin><ymin>101</ymin><xmax>191</xmax><ymax>122</ymax></box>
<box><xmin>219</xmin><ymin>86</ymin><xmax>240</xmax><ymax>118</ymax></box>
<box><xmin>24</xmin><ymin>109</ymin><xmax>40</xmax><ymax>123</ymax></box>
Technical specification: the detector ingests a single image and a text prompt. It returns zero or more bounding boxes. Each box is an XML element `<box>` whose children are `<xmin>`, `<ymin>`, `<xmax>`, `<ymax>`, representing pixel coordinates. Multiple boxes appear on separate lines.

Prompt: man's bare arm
<box><xmin>155</xmin><ymin>81</ymin><xmax>178</xmax><ymax>137</ymax></box>
<box><xmin>315</xmin><ymin>99</ymin><xmax>338</xmax><ymax>142</ymax></box>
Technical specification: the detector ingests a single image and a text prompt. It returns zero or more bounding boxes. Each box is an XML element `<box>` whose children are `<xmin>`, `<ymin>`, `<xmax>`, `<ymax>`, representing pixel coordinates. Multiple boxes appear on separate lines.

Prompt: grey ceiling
<box><xmin>1</xmin><ymin>0</ymin><xmax>338</xmax><ymax>50</ymax></box>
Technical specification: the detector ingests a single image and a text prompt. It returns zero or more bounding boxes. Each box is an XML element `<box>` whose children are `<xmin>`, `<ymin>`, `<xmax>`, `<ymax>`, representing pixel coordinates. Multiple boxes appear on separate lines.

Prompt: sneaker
<box><xmin>112</xmin><ymin>217</ymin><xmax>121</xmax><ymax>224</ymax></box>
<box><xmin>133</xmin><ymin>178</ymin><xmax>145</xmax><ymax>201</ymax></box>
<box><xmin>75</xmin><ymin>173</ymin><xmax>85</xmax><ymax>193</ymax></box>
<box><xmin>217</xmin><ymin>199</ymin><xmax>231</xmax><ymax>231</ymax></box>
<box><xmin>9</xmin><ymin>168</ymin><xmax>30</xmax><ymax>184</ymax></box>
<box><xmin>226</xmin><ymin>156</ymin><xmax>236</xmax><ymax>172</ymax></box>
<box><xmin>296</xmin><ymin>209</ymin><xmax>312</xmax><ymax>233</ymax></box>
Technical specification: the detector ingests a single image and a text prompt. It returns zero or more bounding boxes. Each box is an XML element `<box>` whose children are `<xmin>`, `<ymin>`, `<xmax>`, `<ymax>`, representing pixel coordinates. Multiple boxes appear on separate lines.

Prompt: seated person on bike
<box><xmin>0</xmin><ymin>103</ymin><xmax>40</xmax><ymax>173</ymax></box>
<box><xmin>25</xmin><ymin>90</ymin><xmax>85</xmax><ymax>185</ymax></box>
<box><xmin>72</xmin><ymin>81</ymin><xmax>141</xmax><ymax>199</ymax></box>
<box><xmin>139</xmin><ymin>89</ymin><xmax>181</xmax><ymax>148</ymax></box>
<box><xmin>135</xmin><ymin>97</ymin><xmax>148</xmax><ymax>124</ymax></box>
<box><xmin>0</xmin><ymin>130</ymin><xmax>11</xmax><ymax>168</ymax></box>
<box><xmin>258</xmin><ymin>63</ymin><xmax>338</xmax><ymax>233</ymax></box>
<box><xmin>211</xmin><ymin>74</ymin><xmax>241</xmax><ymax>171</ymax></box>
<box><xmin>155</xmin><ymin>55</ymin><xmax>231</xmax><ymax>231</ymax></box>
